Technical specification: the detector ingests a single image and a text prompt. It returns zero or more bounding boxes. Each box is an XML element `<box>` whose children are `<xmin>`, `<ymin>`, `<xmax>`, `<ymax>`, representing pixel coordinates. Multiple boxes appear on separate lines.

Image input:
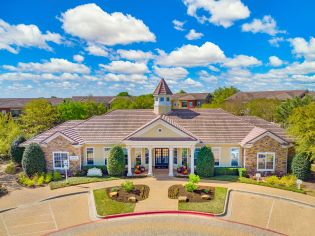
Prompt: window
<box><xmin>197</xmin><ymin>101</ymin><xmax>201</xmax><ymax>107</ymax></box>
<box><xmin>257</xmin><ymin>152</ymin><xmax>275</xmax><ymax>171</ymax></box>
<box><xmin>86</xmin><ymin>148</ymin><xmax>94</xmax><ymax>165</ymax></box>
<box><xmin>194</xmin><ymin>148</ymin><xmax>200</xmax><ymax>165</ymax></box>
<box><xmin>11</xmin><ymin>109</ymin><xmax>21</xmax><ymax>117</ymax></box>
<box><xmin>230</xmin><ymin>148</ymin><xmax>240</xmax><ymax>167</ymax></box>
<box><xmin>212</xmin><ymin>147</ymin><xmax>221</xmax><ymax>167</ymax></box>
<box><xmin>173</xmin><ymin>148</ymin><xmax>178</xmax><ymax>165</ymax></box>
<box><xmin>166</xmin><ymin>97</ymin><xmax>170</xmax><ymax>102</ymax></box>
<box><xmin>123</xmin><ymin>148</ymin><xmax>128</xmax><ymax>165</ymax></box>
<box><xmin>145</xmin><ymin>149</ymin><xmax>149</xmax><ymax>164</ymax></box>
<box><xmin>182</xmin><ymin>101</ymin><xmax>187</xmax><ymax>107</ymax></box>
<box><xmin>174</xmin><ymin>103</ymin><xmax>177</xmax><ymax>107</ymax></box>
<box><xmin>155</xmin><ymin>97</ymin><xmax>158</xmax><ymax>101</ymax></box>
<box><xmin>135</xmin><ymin>148</ymin><xmax>142</xmax><ymax>165</ymax></box>
<box><xmin>181</xmin><ymin>148</ymin><xmax>188</xmax><ymax>166</ymax></box>
<box><xmin>1</xmin><ymin>110</ymin><xmax>6</xmax><ymax>115</ymax></box>
<box><xmin>160</xmin><ymin>97</ymin><xmax>165</xmax><ymax>102</ymax></box>
<box><xmin>189</xmin><ymin>101</ymin><xmax>193</xmax><ymax>107</ymax></box>
<box><xmin>104</xmin><ymin>147</ymin><xmax>111</xmax><ymax>166</ymax></box>
<box><xmin>53</xmin><ymin>152</ymin><xmax>68</xmax><ymax>169</ymax></box>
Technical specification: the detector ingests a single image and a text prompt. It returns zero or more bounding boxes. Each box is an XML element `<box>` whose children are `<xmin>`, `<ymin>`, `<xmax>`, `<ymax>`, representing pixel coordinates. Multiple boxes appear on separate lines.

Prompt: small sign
<box><xmin>69</xmin><ymin>155</ymin><xmax>79</xmax><ymax>161</ymax></box>
<box><xmin>63</xmin><ymin>160</ymin><xmax>69</xmax><ymax>168</ymax></box>
<box><xmin>255</xmin><ymin>173</ymin><xmax>261</xmax><ymax>182</ymax></box>
<box><xmin>296</xmin><ymin>179</ymin><xmax>303</xmax><ymax>190</ymax></box>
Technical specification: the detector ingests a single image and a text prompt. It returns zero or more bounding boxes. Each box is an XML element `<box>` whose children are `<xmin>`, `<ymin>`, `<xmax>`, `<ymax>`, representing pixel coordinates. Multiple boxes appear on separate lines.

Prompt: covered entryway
<box><xmin>154</xmin><ymin>148</ymin><xmax>169</xmax><ymax>168</ymax></box>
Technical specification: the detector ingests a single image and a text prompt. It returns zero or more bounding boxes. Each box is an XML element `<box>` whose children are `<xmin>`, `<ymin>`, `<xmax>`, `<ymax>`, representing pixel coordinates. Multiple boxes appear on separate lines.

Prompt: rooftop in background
<box><xmin>153</xmin><ymin>78</ymin><xmax>173</xmax><ymax>96</ymax></box>
<box><xmin>71</xmin><ymin>96</ymin><xmax>116</xmax><ymax>104</ymax></box>
<box><xmin>226</xmin><ymin>90</ymin><xmax>309</xmax><ymax>102</ymax></box>
<box><xmin>171</xmin><ymin>93</ymin><xmax>211</xmax><ymax>101</ymax></box>
<box><xmin>0</xmin><ymin>98</ymin><xmax>64</xmax><ymax>108</ymax></box>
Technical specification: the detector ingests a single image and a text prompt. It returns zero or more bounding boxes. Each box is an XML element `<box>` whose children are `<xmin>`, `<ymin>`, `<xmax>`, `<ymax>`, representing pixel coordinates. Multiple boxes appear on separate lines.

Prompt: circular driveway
<box><xmin>48</xmin><ymin>214</ymin><xmax>281</xmax><ymax>236</ymax></box>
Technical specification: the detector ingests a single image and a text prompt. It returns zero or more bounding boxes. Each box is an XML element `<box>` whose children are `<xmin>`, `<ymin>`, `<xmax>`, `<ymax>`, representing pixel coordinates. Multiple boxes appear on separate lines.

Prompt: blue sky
<box><xmin>0</xmin><ymin>0</ymin><xmax>315</xmax><ymax>98</ymax></box>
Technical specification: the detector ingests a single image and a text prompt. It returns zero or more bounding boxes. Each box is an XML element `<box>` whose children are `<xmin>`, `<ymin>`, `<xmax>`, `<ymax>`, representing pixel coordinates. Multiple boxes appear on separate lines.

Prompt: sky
<box><xmin>0</xmin><ymin>0</ymin><xmax>315</xmax><ymax>98</ymax></box>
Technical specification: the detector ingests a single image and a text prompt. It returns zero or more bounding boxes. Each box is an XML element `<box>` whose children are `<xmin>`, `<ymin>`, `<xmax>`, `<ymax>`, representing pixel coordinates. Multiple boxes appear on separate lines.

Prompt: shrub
<box><xmin>238</xmin><ymin>168</ymin><xmax>247</xmax><ymax>177</ymax></box>
<box><xmin>72</xmin><ymin>169</ymin><xmax>87</xmax><ymax>177</ymax></box>
<box><xmin>107</xmin><ymin>146</ymin><xmax>125</xmax><ymax>176</ymax></box>
<box><xmin>111</xmin><ymin>187</ymin><xmax>118</xmax><ymax>192</ymax></box>
<box><xmin>188</xmin><ymin>173</ymin><xmax>200</xmax><ymax>184</ymax></box>
<box><xmin>37</xmin><ymin>175</ymin><xmax>45</xmax><ymax>186</ymax></box>
<box><xmin>185</xmin><ymin>182</ymin><xmax>198</xmax><ymax>192</ymax></box>
<box><xmin>196</xmin><ymin>146</ymin><xmax>214</xmax><ymax>177</ymax></box>
<box><xmin>265</xmin><ymin>175</ymin><xmax>279</xmax><ymax>185</ymax></box>
<box><xmin>214</xmin><ymin>167</ymin><xmax>239</xmax><ymax>176</ymax></box>
<box><xmin>17</xmin><ymin>172</ymin><xmax>35</xmax><ymax>187</ymax></box>
<box><xmin>279</xmin><ymin>175</ymin><xmax>297</xmax><ymax>187</ymax></box>
<box><xmin>121</xmin><ymin>181</ymin><xmax>134</xmax><ymax>192</ymax></box>
<box><xmin>45</xmin><ymin>172</ymin><xmax>53</xmax><ymax>183</ymax></box>
<box><xmin>53</xmin><ymin>171</ymin><xmax>62</xmax><ymax>181</ymax></box>
<box><xmin>4</xmin><ymin>162</ymin><xmax>16</xmax><ymax>174</ymax></box>
<box><xmin>21</xmin><ymin>143</ymin><xmax>46</xmax><ymax>177</ymax></box>
<box><xmin>291</xmin><ymin>153</ymin><xmax>311</xmax><ymax>180</ymax></box>
<box><xmin>0</xmin><ymin>184</ymin><xmax>8</xmax><ymax>196</ymax></box>
<box><xmin>10</xmin><ymin>135</ymin><xmax>26</xmax><ymax>164</ymax></box>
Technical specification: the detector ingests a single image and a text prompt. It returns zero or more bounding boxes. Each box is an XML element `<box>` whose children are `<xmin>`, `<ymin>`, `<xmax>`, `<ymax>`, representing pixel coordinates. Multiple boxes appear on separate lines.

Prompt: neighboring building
<box><xmin>71</xmin><ymin>96</ymin><xmax>116</xmax><ymax>110</ymax></box>
<box><xmin>226</xmin><ymin>90</ymin><xmax>309</xmax><ymax>103</ymax></box>
<box><xmin>171</xmin><ymin>93</ymin><xmax>211</xmax><ymax>109</ymax></box>
<box><xmin>22</xmin><ymin>79</ymin><xmax>293</xmax><ymax>177</ymax></box>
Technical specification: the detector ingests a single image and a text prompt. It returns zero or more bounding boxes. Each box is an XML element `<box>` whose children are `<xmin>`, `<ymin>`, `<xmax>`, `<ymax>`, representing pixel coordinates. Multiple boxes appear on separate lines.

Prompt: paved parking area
<box><xmin>225</xmin><ymin>191</ymin><xmax>315</xmax><ymax>236</ymax></box>
<box><xmin>0</xmin><ymin>194</ymin><xmax>90</xmax><ymax>236</ymax></box>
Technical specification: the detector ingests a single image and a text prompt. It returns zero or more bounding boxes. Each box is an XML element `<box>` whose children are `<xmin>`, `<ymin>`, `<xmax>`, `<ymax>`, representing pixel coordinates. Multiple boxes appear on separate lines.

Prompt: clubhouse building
<box><xmin>22</xmin><ymin>79</ymin><xmax>293</xmax><ymax>177</ymax></box>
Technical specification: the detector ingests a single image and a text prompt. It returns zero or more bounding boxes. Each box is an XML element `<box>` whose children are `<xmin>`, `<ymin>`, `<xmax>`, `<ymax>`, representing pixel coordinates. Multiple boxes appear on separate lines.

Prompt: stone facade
<box><xmin>41</xmin><ymin>136</ymin><xmax>82</xmax><ymax>173</ymax></box>
<box><xmin>244</xmin><ymin>135</ymin><xmax>288</xmax><ymax>176</ymax></box>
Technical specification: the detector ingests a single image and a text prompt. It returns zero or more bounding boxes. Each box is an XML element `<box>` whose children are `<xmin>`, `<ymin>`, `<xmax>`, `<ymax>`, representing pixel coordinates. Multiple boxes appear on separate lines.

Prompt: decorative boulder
<box><xmin>178</xmin><ymin>196</ymin><xmax>187</xmax><ymax>202</ymax></box>
<box><xmin>128</xmin><ymin>196</ymin><xmax>136</xmax><ymax>203</ymax></box>
<box><xmin>87</xmin><ymin>168</ymin><xmax>102</xmax><ymax>177</ymax></box>
<box><xmin>109</xmin><ymin>192</ymin><xmax>118</xmax><ymax>198</ymax></box>
<box><xmin>201</xmin><ymin>194</ymin><xmax>211</xmax><ymax>200</ymax></box>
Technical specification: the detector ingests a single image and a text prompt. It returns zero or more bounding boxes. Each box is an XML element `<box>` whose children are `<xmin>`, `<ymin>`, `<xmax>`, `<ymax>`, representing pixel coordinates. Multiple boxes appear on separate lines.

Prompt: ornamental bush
<box><xmin>291</xmin><ymin>153</ymin><xmax>311</xmax><ymax>180</ymax></box>
<box><xmin>185</xmin><ymin>174</ymin><xmax>200</xmax><ymax>192</ymax></box>
<box><xmin>21</xmin><ymin>143</ymin><xmax>46</xmax><ymax>177</ymax></box>
<box><xmin>196</xmin><ymin>146</ymin><xmax>214</xmax><ymax>177</ymax></box>
<box><xmin>10</xmin><ymin>135</ymin><xmax>26</xmax><ymax>164</ymax></box>
<box><xmin>121</xmin><ymin>181</ymin><xmax>134</xmax><ymax>192</ymax></box>
<box><xmin>107</xmin><ymin>146</ymin><xmax>125</xmax><ymax>176</ymax></box>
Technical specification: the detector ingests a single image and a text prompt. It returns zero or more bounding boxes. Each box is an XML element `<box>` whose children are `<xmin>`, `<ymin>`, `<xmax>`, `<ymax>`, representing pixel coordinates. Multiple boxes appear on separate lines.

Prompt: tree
<box><xmin>130</xmin><ymin>94</ymin><xmax>154</xmax><ymax>109</ymax></box>
<box><xmin>19</xmin><ymin>99</ymin><xmax>59</xmax><ymax>137</ymax></box>
<box><xmin>10</xmin><ymin>135</ymin><xmax>26</xmax><ymax>164</ymax></box>
<box><xmin>246</xmin><ymin>99</ymin><xmax>281</xmax><ymax>122</ymax></box>
<box><xmin>57</xmin><ymin>99</ymin><xmax>87</xmax><ymax>121</ymax></box>
<box><xmin>107</xmin><ymin>146</ymin><xmax>125</xmax><ymax>176</ymax></box>
<box><xmin>276</xmin><ymin>95</ymin><xmax>313</xmax><ymax>127</ymax></box>
<box><xmin>291</xmin><ymin>153</ymin><xmax>311</xmax><ymax>180</ymax></box>
<box><xmin>22</xmin><ymin>143</ymin><xmax>46</xmax><ymax>177</ymax></box>
<box><xmin>211</xmin><ymin>87</ymin><xmax>239</xmax><ymax>105</ymax></box>
<box><xmin>196</xmin><ymin>146</ymin><xmax>214</xmax><ymax>177</ymax></box>
<box><xmin>178</xmin><ymin>89</ymin><xmax>186</xmax><ymax>94</ymax></box>
<box><xmin>0</xmin><ymin>114</ymin><xmax>21</xmax><ymax>157</ymax></box>
<box><xmin>117</xmin><ymin>91</ymin><xmax>130</xmax><ymax>97</ymax></box>
<box><xmin>110</xmin><ymin>97</ymin><xmax>133</xmax><ymax>109</ymax></box>
<box><xmin>83</xmin><ymin>100</ymin><xmax>106</xmax><ymax>118</ymax></box>
<box><xmin>288</xmin><ymin>102</ymin><xmax>315</xmax><ymax>161</ymax></box>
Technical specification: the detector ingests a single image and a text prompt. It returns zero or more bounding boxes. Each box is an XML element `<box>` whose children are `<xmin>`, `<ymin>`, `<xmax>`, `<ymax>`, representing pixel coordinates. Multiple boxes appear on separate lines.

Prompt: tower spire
<box><xmin>153</xmin><ymin>78</ymin><xmax>172</xmax><ymax>115</ymax></box>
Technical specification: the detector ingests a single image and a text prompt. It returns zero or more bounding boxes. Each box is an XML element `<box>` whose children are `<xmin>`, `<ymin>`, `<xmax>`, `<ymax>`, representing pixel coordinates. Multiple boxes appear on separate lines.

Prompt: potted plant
<box><xmin>135</xmin><ymin>169</ymin><xmax>141</xmax><ymax>174</ymax></box>
<box><xmin>140</xmin><ymin>166</ymin><xmax>145</xmax><ymax>172</ymax></box>
<box><xmin>177</xmin><ymin>165</ymin><xmax>181</xmax><ymax>173</ymax></box>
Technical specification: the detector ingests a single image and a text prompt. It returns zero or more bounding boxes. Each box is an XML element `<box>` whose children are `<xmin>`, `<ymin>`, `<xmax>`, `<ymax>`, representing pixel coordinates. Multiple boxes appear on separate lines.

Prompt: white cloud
<box><xmin>0</xmin><ymin>72</ymin><xmax>84</xmax><ymax>81</ymax></box>
<box><xmin>3</xmin><ymin>58</ymin><xmax>90</xmax><ymax>74</ymax></box>
<box><xmin>85</xmin><ymin>44</ymin><xmax>109</xmax><ymax>57</ymax></box>
<box><xmin>198</xmin><ymin>70</ymin><xmax>217</xmax><ymax>82</ymax></box>
<box><xmin>268</xmin><ymin>56</ymin><xmax>283</xmax><ymax>67</ymax></box>
<box><xmin>117</xmin><ymin>49</ymin><xmax>154</xmax><ymax>62</ymax></box>
<box><xmin>289</xmin><ymin>37</ymin><xmax>315</xmax><ymax>60</ymax></box>
<box><xmin>0</xmin><ymin>19</ymin><xmax>61</xmax><ymax>54</ymax></box>
<box><xmin>100</xmin><ymin>61</ymin><xmax>149</xmax><ymax>74</ymax></box>
<box><xmin>183</xmin><ymin>78</ymin><xmax>202</xmax><ymax>87</ymax></box>
<box><xmin>208</xmin><ymin>65</ymin><xmax>220</xmax><ymax>72</ymax></box>
<box><xmin>173</xmin><ymin>19</ymin><xmax>185</xmax><ymax>31</ymax></box>
<box><xmin>156</xmin><ymin>42</ymin><xmax>225</xmax><ymax>67</ymax></box>
<box><xmin>61</xmin><ymin>3</ymin><xmax>156</xmax><ymax>46</ymax></box>
<box><xmin>223</xmin><ymin>55</ymin><xmax>262</xmax><ymax>68</ymax></box>
<box><xmin>153</xmin><ymin>66</ymin><xmax>188</xmax><ymax>80</ymax></box>
<box><xmin>73</xmin><ymin>54</ymin><xmax>84</xmax><ymax>63</ymax></box>
<box><xmin>268</xmin><ymin>37</ymin><xmax>285</xmax><ymax>47</ymax></box>
<box><xmin>7</xmin><ymin>83</ymin><xmax>33</xmax><ymax>90</ymax></box>
<box><xmin>185</xmin><ymin>29</ymin><xmax>203</xmax><ymax>40</ymax></box>
<box><xmin>102</xmin><ymin>73</ymin><xmax>147</xmax><ymax>83</ymax></box>
<box><xmin>242</xmin><ymin>15</ymin><xmax>285</xmax><ymax>36</ymax></box>
<box><xmin>183</xmin><ymin>0</ymin><xmax>250</xmax><ymax>28</ymax></box>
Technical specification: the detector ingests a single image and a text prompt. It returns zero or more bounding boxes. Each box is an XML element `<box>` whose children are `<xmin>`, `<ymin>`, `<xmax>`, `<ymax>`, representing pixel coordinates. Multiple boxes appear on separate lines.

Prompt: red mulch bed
<box><xmin>168</xmin><ymin>184</ymin><xmax>215</xmax><ymax>202</ymax></box>
<box><xmin>106</xmin><ymin>184</ymin><xmax>150</xmax><ymax>203</ymax></box>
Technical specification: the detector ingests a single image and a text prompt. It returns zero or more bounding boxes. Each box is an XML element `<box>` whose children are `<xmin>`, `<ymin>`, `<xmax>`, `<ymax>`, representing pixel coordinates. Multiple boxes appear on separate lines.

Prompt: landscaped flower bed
<box><xmin>168</xmin><ymin>184</ymin><xmax>214</xmax><ymax>202</ymax></box>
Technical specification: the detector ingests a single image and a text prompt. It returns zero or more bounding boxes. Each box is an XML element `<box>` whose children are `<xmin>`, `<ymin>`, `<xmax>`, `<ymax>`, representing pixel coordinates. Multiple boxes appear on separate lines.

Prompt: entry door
<box><xmin>155</xmin><ymin>148</ymin><xmax>169</xmax><ymax>167</ymax></box>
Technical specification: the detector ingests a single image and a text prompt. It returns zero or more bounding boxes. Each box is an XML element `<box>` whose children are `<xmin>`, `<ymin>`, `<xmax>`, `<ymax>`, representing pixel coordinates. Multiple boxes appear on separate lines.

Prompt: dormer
<box><xmin>153</xmin><ymin>78</ymin><xmax>173</xmax><ymax>115</ymax></box>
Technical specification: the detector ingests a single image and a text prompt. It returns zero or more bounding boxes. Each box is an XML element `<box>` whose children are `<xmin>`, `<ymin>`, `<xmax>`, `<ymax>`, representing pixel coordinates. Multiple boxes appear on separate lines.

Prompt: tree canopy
<box><xmin>110</xmin><ymin>94</ymin><xmax>153</xmax><ymax>110</ymax></box>
<box><xmin>211</xmin><ymin>86</ymin><xmax>239</xmax><ymax>105</ymax></box>
<box><xmin>117</xmin><ymin>91</ymin><xmax>130</xmax><ymax>97</ymax></box>
<box><xmin>246</xmin><ymin>99</ymin><xmax>281</xmax><ymax>122</ymax></box>
<box><xmin>0</xmin><ymin>114</ymin><xmax>21</xmax><ymax>157</ymax></box>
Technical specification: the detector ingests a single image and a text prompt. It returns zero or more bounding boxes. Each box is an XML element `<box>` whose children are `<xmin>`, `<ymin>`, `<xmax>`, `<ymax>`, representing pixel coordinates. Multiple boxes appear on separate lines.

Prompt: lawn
<box><xmin>93</xmin><ymin>188</ymin><xmax>135</xmax><ymax>216</ymax></box>
<box><xmin>49</xmin><ymin>176</ymin><xmax>119</xmax><ymax>190</ymax></box>
<box><xmin>178</xmin><ymin>187</ymin><xmax>227</xmax><ymax>214</ymax></box>
<box><xmin>207</xmin><ymin>175</ymin><xmax>239</xmax><ymax>182</ymax></box>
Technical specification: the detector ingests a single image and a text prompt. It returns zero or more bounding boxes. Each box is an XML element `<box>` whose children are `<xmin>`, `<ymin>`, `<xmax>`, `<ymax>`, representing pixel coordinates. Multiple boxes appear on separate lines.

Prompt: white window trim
<box><xmin>230</xmin><ymin>147</ymin><xmax>240</xmax><ymax>167</ymax></box>
<box><xmin>52</xmin><ymin>151</ymin><xmax>69</xmax><ymax>170</ymax></box>
<box><xmin>104</xmin><ymin>147</ymin><xmax>111</xmax><ymax>166</ymax></box>
<box><xmin>86</xmin><ymin>147</ymin><xmax>94</xmax><ymax>165</ymax></box>
<box><xmin>212</xmin><ymin>147</ymin><xmax>221</xmax><ymax>167</ymax></box>
<box><xmin>257</xmin><ymin>152</ymin><xmax>275</xmax><ymax>171</ymax></box>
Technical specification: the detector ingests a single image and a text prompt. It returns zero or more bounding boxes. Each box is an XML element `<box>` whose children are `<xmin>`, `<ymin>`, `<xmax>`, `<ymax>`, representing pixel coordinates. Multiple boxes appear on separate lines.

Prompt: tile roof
<box><xmin>0</xmin><ymin>98</ymin><xmax>64</xmax><ymax>108</ymax></box>
<box><xmin>153</xmin><ymin>79</ymin><xmax>173</xmax><ymax>96</ymax></box>
<box><xmin>226</xmin><ymin>90</ymin><xmax>308</xmax><ymax>102</ymax></box>
<box><xmin>71</xmin><ymin>96</ymin><xmax>116</xmax><ymax>104</ymax></box>
<box><xmin>171</xmin><ymin>93</ymin><xmax>210</xmax><ymax>101</ymax></box>
<box><xmin>23</xmin><ymin>109</ymin><xmax>292</xmax><ymax>146</ymax></box>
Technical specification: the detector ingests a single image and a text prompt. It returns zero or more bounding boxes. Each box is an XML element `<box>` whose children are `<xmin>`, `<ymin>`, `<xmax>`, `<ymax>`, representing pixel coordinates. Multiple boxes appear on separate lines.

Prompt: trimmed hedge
<box><xmin>214</xmin><ymin>167</ymin><xmax>247</xmax><ymax>177</ymax></box>
<box><xmin>107</xmin><ymin>146</ymin><xmax>125</xmax><ymax>176</ymax></box>
<box><xmin>291</xmin><ymin>153</ymin><xmax>311</xmax><ymax>180</ymax></box>
<box><xmin>196</xmin><ymin>146</ymin><xmax>214</xmax><ymax>177</ymax></box>
<box><xmin>22</xmin><ymin>143</ymin><xmax>46</xmax><ymax>177</ymax></box>
<box><xmin>10</xmin><ymin>135</ymin><xmax>26</xmax><ymax>164</ymax></box>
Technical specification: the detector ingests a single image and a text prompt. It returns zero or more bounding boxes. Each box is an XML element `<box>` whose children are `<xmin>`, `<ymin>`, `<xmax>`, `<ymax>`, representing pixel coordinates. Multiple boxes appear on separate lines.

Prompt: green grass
<box><xmin>93</xmin><ymin>188</ymin><xmax>135</xmax><ymax>216</ymax></box>
<box><xmin>207</xmin><ymin>175</ymin><xmax>239</xmax><ymax>182</ymax></box>
<box><xmin>178</xmin><ymin>187</ymin><xmax>227</xmax><ymax>214</ymax></box>
<box><xmin>49</xmin><ymin>176</ymin><xmax>119</xmax><ymax>190</ymax></box>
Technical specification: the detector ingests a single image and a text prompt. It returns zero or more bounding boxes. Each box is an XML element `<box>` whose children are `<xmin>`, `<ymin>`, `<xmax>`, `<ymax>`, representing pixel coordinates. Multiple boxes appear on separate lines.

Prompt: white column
<box><xmin>169</xmin><ymin>147</ymin><xmax>174</xmax><ymax>176</ymax></box>
<box><xmin>127</xmin><ymin>147</ymin><xmax>132</xmax><ymax>176</ymax></box>
<box><xmin>148</xmin><ymin>147</ymin><xmax>153</xmax><ymax>176</ymax></box>
<box><xmin>190</xmin><ymin>146</ymin><xmax>195</xmax><ymax>174</ymax></box>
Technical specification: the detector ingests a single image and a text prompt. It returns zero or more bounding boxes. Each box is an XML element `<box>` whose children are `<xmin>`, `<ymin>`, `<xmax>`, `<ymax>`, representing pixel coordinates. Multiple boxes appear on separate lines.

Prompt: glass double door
<box><xmin>155</xmin><ymin>148</ymin><xmax>169</xmax><ymax>168</ymax></box>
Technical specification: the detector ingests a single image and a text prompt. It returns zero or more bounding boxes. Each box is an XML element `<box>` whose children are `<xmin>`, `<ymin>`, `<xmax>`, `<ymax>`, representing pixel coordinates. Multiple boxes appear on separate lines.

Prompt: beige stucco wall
<box><xmin>204</xmin><ymin>144</ymin><xmax>243</xmax><ymax>167</ymax></box>
<box><xmin>137</xmin><ymin>124</ymin><xmax>186</xmax><ymax>138</ymax></box>
<box><xmin>154</xmin><ymin>105</ymin><xmax>171</xmax><ymax>115</ymax></box>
